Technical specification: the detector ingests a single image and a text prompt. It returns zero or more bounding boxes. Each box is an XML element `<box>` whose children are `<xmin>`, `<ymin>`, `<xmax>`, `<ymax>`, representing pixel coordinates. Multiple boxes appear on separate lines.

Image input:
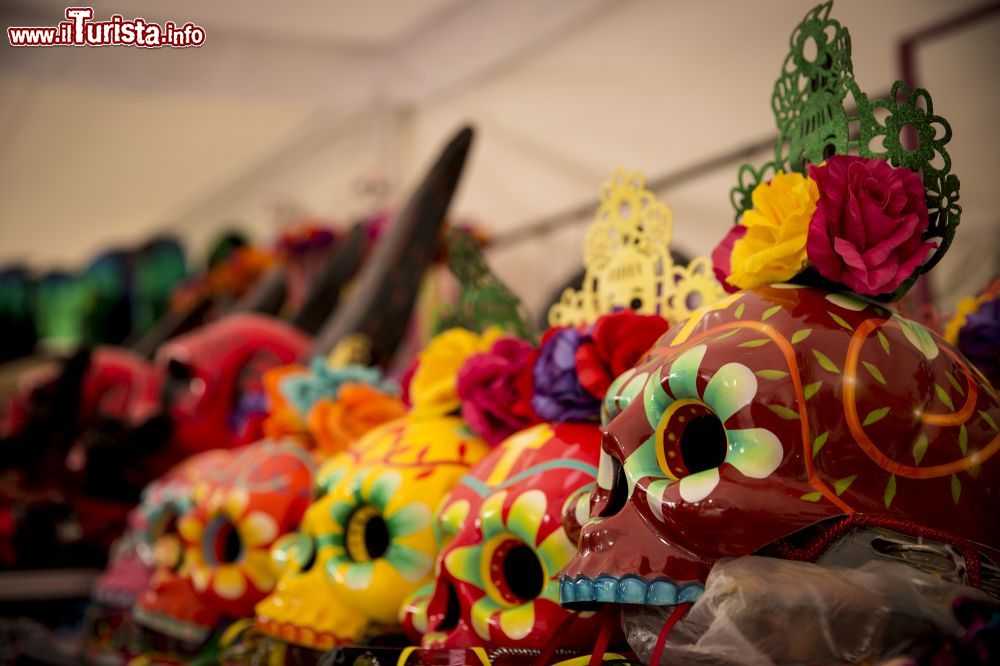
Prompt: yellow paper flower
<box><xmin>728</xmin><ymin>171</ymin><xmax>819</xmax><ymax>290</ymax></box>
<box><xmin>408</xmin><ymin>327</ymin><xmax>504</xmax><ymax>418</ymax></box>
<box><xmin>943</xmin><ymin>294</ymin><xmax>986</xmax><ymax>345</ymax></box>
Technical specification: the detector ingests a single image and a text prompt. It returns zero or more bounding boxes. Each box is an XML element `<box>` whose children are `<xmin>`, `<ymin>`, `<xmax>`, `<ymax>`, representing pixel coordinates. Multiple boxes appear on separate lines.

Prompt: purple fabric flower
<box><xmin>456</xmin><ymin>337</ymin><xmax>540</xmax><ymax>445</ymax></box>
<box><xmin>958</xmin><ymin>296</ymin><xmax>1000</xmax><ymax>387</ymax></box>
<box><xmin>531</xmin><ymin>328</ymin><xmax>601</xmax><ymax>422</ymax></box>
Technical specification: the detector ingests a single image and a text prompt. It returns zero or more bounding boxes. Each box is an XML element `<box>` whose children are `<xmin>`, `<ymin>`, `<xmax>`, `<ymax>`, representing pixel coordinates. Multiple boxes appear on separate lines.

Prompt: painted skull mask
<box><xmin>134</xmin><ymin>441</ymin><xmax>315</xmax><ymax>642</ymax></box>
<box><xmin>255</xmin><ymin>415</ymin><xmax>488</xmax><ymax>650</ymax></box>
<box><xmin>404</xmin><ymin>422</ymin><xmax>604</xmax><ymax>649</ymax></box>
<box><xmin>157</xmin><ymin>314</ymin><xmax>311</xmax><ymax>454</ymax></box>
<box><xmin>561</xmin><ymin>285</ymin><xmax>1000</xmax><ymax>608</ymax></box>
<box><xmin>132</xmin><ymin>448</ymin><xmax>236</xmax><ymax>644</ymax></box>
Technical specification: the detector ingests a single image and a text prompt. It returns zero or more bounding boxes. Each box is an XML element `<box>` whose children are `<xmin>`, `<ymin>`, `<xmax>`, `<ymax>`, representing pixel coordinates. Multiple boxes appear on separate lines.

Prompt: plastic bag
<box><xmin>624</xmin><ymin>556</ymin><xmax>994</xmax><ymax>665</ymax></box>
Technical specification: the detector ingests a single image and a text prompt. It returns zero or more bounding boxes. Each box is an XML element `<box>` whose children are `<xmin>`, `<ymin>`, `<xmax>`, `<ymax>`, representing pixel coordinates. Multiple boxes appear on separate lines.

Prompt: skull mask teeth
<box><xmin>560</xmin><ymin>286</ymin><xmax>1000</xmax><ymax>608</ymax></box>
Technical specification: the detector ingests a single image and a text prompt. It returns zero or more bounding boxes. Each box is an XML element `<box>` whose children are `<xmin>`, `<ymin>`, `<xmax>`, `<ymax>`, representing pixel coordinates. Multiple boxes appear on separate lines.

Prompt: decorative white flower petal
<box><xmin>703</xmin><ymin>363</ymin><xmax>757</xmax><ymax>422</ymax></box>
<box><xmin>678</xmin><ymin>468</ymin><xmax>720</xmax><ymax>503</ymax></box>
<box><xmin>727</xmin><ymin>428</ymin><xmax>783</xmax><ymax>478</ymax></box>
<box><xmin>667</xmin><ymin>345</ymin><xmax>707</xmax><ymax>400</ymax></box>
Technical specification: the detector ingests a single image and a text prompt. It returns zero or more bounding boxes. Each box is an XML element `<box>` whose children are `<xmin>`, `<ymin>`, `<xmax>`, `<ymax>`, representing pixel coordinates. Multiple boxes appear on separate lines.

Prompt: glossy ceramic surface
<box><xmin>561</xmin><ymin>285</ymin><xmax>1000</xmax><ymax>607</ymax></box>
<box><xmin>404</xmin><ymin>422</ymin><xmax>604</xmax><ymax>649</ymax></box>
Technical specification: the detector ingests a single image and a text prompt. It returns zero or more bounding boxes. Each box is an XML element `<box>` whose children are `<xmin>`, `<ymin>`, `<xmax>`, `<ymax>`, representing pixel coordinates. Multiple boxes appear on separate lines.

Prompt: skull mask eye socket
<box><xmin>482</xmin><ymin>536</ymin><xmax>545</xmax><ymax>606</ymax></box>
<box><xmin>204</xmin><ymin>514</ymin><xmax>244</xmax><ymax>565</ymax></box>
<box><xmin>656</xmin><ymin>400</ymin><xmax>728</xmax><ymax>480</ymax></box>
<box><xmin>345</xmin><ymin>505</ymin><xmax>390</xmax><ymax>562</ymax></box>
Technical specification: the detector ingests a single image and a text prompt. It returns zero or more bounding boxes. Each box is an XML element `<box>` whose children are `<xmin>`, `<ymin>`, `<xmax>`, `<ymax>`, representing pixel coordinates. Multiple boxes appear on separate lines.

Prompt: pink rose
<box><xmin>456</xmin><ymin>337</ymin><xmax>540</xmax><ymax>445</ymax></box>
<box><xmin>807</xmin><ymin>156</ymin><xmax>935</xmax><ymax>296</ymax></box>
<box><xmin>711</xmin><ymin>225</ymin><xmax>748</xmax><ymax>293</ymax></box>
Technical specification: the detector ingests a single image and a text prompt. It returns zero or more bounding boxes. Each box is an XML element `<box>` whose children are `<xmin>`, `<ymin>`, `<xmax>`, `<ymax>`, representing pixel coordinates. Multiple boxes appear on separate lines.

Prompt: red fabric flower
<box><xmin>711</xmin><ymin>225</ymin><xmax>748</xmax><ymax>293</ymax></box>
<box><xmin>575</xmin><ymin>311</ymin><xmax>670</xmax><ymax>399</ymax></box>
<box><xmin>807</xmin><ymin>156</ymin><xmax>934</xmax><ymax>296</ymax></box>
<box><xmin>456</xmin><ymin>337</ymin><xmax>541</xmax><ymax>445</ymax></box>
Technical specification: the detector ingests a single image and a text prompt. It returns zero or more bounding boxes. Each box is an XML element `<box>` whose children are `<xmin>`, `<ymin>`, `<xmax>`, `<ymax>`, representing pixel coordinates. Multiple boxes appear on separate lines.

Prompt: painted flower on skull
<box><xmin>322</xmin><ymin>470</ymin><xmax>434</xmax><ymax>590</ymax></box>
<box><xmin>439</xmin><ymin>489</ymin><xmax>577</xmax><ymax>642</ymax></box>
<box><xmin>179</xmin><ymin>486</ymin><xmax>279</xmax><ymax>601</ymax></box>
<box><xmin>609</xmin><ymin>344</ymin><xmax>784</xmax><ymax>506</ymax></box>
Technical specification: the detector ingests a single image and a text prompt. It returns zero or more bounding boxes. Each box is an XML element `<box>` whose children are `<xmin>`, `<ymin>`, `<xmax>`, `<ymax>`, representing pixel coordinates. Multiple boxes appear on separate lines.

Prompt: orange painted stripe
<box><xmin>843</xmin><ymin>319</ymin><xmax>999</xmax><ymax>479</ymax></box>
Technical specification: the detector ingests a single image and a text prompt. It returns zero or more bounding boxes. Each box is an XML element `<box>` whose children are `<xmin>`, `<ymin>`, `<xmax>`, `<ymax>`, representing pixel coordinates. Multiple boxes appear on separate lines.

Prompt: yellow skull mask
<box><xmin>255</xmin><ymin>415</ymin><xmax>488</xmax><ymax>649</ymax></box>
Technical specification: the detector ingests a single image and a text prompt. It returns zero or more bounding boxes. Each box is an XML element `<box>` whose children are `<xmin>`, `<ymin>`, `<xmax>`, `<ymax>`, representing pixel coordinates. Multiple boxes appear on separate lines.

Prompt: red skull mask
<box><xmin>134</xmin><ymin>441</ymin><xmax>314</xmax><ymax>641</ymax></box>
<box><xmin>157</xmin><ymin>314</ymin><xmax>311</xmax><ymax>454</ymax></box>
<box><xmin>561</xmin><ymin>286</ymin><xmax>1000</xmax><ymax>608</ymax></box>
<box><xmin>404</xmin><ymin>423</ymin><xmax>605</xmax><ymax>649</ymax></box>
<box><xmin>132</xmin><ymin>449</ymin><xmax>235</xmax><ymax>644</ymax></box>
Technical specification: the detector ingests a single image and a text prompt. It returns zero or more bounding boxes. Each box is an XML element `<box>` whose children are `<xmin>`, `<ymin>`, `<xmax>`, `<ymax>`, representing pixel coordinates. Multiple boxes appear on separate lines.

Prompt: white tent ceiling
<box><xmin>0</xmin><ymin>0</ymin><xmax>997</xmax><ymax>314</ymax></box>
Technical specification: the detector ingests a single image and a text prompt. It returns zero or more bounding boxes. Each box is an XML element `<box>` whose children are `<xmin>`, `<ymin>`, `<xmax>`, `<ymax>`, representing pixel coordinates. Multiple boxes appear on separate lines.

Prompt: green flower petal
<box><xmin>343</xmin><ymin>561</ymin><xmax>374</xmax><ymax>590</ymax></box>
<box><xmin>385</xmin><ymin>543</ymin><xmax>433</xmax><ymax>582</ymax></box>
<box><xmin>619</xmin><ymin>370</ymin><xmax>647</xmax><ymax>409</ymax></box>
<box><xmin>329</xmin><ymin>500</ymin><xmax>355</xmax><ymax>530</ymax></box>
<box><xmin>369</xmin><ymin>471</ymin><xmax>402</xmax><ymax>509</ymax></box>
<box><xmin>603</xmin><ymin>368</ymin><xmax>635</xmax><ymax>424</ymax></box>
<box><xmin>479</xmin><ymin>491</ymin><xmax>508</xmax><ymax>538</ymax></box>
<box><xmin>498</xmin><ymin>602</ymin><xmax>535</xmax><ymax>641</ymax></box>
<box><xmin>667</xmin><ymin>345</ymin><xmax>707</xmax><ymax>400</ymax></box>
<box><xmin>535</xmin><ymin>527</ymin><xmax>575</xmax><ymax>576</ymax></box>
<box><xmin>349</xmin><ymin>470</ymin><xmax>370</xmax><ymax>504</ymax></box>
<box><xmin>678</xmin><ymin>468</ymin><xmax>719</xmax><ymax>503</ymax></box>
<box><xmin>505</xmin><ymin>490</ymin><xmax>546</xmax><ymax>545</ymax></box>
<box><xmin>470</xmin><ymin>596</ymin><xmax>501</xmax><ymax>641</ymax></box>
<box><xmin>624</xmin><ymin>435</ymin><xmax>661</xmax><ymax>496</ymax></box>
<box><xmin>444</xmin><ymin>544</ymin><xmax>484</xmax><ymax>588</ymax></box>
<box><xmin>703</xmin><ymin>363</ymin><xmax>756</xmax><ymax>422</ymax></box>
<box><xmin>727</xmin><ymin>428</ymin><xmax>783</xmax><ymax>478</ymax></box>
<box><xmin>386</xmin><ymin>504</ymin><xmax>431</xmax><ymax>538</ymax></box>
<box><xmin>643</xmin><ymin>367</ymin><xmax>672</xmax><ymax>429</ymax></box>
<box><xmin>439</xmin><ymin>500</ymin><xmax>470</xmax><ymax>539</ymax></box>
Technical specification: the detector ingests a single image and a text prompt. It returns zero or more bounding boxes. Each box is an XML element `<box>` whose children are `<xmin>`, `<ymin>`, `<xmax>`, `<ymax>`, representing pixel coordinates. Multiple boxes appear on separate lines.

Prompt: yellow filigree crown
<box><xmin>548</xmin><ymin>169</ymin><xmax>724</xmax><ymax>327</ymax></box>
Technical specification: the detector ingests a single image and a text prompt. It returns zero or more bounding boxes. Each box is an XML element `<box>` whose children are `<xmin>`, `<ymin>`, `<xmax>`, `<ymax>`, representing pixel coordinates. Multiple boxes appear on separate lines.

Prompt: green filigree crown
<box><xmin>435</xmin><ymin>229</ymin><xmax>534</xmax><ymax>339</ymax></box>
<box><xmin>731</xmin><ymin>1</ymin><xmax>960</xmax><ymax>283</ymax></box>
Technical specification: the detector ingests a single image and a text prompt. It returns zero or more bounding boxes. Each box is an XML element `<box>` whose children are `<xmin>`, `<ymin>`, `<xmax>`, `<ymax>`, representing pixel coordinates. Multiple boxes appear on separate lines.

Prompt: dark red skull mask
<box><xmin>561</xmin><ymin>286</ymin><xmax>1000</xmax><ymax>608</ymax></box>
